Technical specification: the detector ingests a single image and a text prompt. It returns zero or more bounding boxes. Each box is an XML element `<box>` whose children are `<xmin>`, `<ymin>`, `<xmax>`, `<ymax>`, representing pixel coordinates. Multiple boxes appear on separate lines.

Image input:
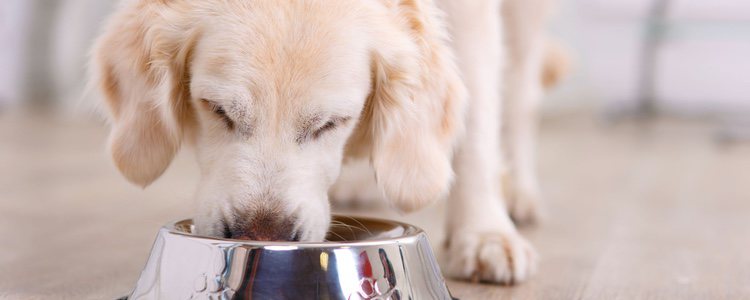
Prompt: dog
<box><xmin>91</xmin><ymin>0</ymin><xmax>560</xmax><ymax>284</ymax></box>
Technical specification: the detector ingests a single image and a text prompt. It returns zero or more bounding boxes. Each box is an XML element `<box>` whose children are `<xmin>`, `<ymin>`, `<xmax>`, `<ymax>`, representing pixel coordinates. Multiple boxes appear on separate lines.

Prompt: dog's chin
<box><xmin>299</xmin><ymin>230</ymin><xmax>328</xmax><ymax>243</ymax></box>
<box><xmin>292</xmin><ymin>216</ymin><xmax>330</xmax><ymax>242</ymax></box>
<box><xmin>192</xmin><ymin>214</ymin><xmax>331</xmax><ymax>242</ymax></box>
<box><xmin>190</xmin><ymin>191</ymin><xmax>333</xmax><ymax>241</ymax></box>
<box><xmin>192</xmin><ymin>215</ymin><xmax>226</xmax><ymax>238</ymax></box>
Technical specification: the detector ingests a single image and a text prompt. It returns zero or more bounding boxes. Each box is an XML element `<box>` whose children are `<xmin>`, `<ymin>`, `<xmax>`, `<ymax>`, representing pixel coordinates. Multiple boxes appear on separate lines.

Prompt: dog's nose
<box><xmin>228</xmin><ymin>212</ymin><xmax>299</xmax><ymax>241</ymax></box>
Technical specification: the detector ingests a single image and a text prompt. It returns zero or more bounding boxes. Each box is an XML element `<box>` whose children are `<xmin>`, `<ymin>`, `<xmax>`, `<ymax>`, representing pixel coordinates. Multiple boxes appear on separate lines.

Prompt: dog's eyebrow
<box><xmin>297</xmin><ymin>115</ymin><xmax>351</xmax><ymax>144</ymax></box>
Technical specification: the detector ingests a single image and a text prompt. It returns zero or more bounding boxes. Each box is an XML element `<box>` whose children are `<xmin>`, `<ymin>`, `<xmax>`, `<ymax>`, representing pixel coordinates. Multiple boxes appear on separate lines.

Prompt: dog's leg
<box><xmin>501</xmin><ymin>0</ymin><xmax>551</xmax><ymax>225</ymax></box>
<box><xmin>439</xmin><ymin>0</ymin><xmax>537</xmax><ymax>284</ymax></box>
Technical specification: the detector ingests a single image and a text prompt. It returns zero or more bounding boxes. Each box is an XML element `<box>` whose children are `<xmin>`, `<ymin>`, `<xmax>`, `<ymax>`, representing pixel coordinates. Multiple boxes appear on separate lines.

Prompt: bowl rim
<box><xmin>162</xmin><ymin>214</ymin><xmax>428</xmax><ymax>248</ymax></box>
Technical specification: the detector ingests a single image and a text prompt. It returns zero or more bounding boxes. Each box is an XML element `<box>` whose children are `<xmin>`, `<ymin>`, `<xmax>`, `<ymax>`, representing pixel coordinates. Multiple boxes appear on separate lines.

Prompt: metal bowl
<box><xmin>125</xmin><ymin>215</ymin><xmax>455</xmax><ymax>300</ymax></box>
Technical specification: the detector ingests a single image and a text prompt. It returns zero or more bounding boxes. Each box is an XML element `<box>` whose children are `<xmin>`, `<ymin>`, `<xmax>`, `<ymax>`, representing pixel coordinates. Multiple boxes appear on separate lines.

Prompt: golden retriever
<box><xmin>92</xmin><ymin>0</ymin><xmax>556</xmax><ymax>284</ymax></box>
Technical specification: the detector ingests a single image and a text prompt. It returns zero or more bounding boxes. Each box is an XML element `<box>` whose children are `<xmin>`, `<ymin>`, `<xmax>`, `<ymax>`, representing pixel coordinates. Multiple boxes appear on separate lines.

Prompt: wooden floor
<box><xmin>1</xmin><ymin>111</ymin><xmax>749</xmax><ymax>299</ymax></box>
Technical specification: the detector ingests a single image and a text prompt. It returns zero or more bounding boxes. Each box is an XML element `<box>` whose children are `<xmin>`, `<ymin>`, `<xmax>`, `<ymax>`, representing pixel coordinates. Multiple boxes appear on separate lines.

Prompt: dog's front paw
<box><xmin>444</xmin><ymin>230</ymin><xmax>537</xmax><ymax>284</ymax></box>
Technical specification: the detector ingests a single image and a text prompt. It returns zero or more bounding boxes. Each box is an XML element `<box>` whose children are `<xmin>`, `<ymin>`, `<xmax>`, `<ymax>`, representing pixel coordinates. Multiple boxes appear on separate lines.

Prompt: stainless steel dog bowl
<box><xmin>125</xmin><ymin>215</ymin><xmax>455</xmax><ymax>300</ymax></box>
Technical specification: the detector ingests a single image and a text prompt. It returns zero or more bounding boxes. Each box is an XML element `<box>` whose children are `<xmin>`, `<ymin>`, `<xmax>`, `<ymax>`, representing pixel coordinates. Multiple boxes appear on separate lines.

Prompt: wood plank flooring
<box><xmin>1</xmin><ymin>111</ymin><xmax>748</xmax><ymax>299</ymax></box>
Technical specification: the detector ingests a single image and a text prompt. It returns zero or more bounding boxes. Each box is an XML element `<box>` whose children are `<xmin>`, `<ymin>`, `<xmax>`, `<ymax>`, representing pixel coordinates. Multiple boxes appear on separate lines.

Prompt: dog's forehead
<box><xmin>192</xmin><ymin>44</ymin><xmax>370</xmax><ymax>115</ymax></box>
<box><xmin>191</xmin><ymin>4</ymin><xmax>372</xmax><ymax>116</ymax></box>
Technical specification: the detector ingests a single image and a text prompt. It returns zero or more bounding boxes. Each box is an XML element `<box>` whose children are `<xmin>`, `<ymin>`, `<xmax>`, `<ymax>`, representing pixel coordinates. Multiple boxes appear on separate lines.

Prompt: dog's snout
<box><xmin>227</xmin><ymin>211</ymin><xmax>299</xmax><ymax>242</ymax></box>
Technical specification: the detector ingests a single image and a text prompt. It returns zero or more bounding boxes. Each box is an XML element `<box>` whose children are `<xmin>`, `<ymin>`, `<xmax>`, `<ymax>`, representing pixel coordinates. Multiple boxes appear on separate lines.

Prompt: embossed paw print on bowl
<box><xmin>124</xmin><ymin>216</ymin><xmax>456</xmax><ymax>300</ymax></box>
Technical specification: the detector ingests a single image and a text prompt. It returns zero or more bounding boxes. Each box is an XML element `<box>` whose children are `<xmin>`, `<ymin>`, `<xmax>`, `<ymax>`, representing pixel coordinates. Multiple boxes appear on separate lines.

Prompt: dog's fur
<box><xmin>92</xmin><ymin>0</ymin><xmax>558</xmax><ymax>284</ymax></box>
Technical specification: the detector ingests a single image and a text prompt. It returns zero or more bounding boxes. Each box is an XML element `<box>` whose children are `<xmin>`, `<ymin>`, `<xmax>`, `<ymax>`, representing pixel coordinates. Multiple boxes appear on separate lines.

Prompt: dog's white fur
<box><xmin>92</xmin><ymin>0</ymin><xmax>555</xmax><ymax>284</ymax></box>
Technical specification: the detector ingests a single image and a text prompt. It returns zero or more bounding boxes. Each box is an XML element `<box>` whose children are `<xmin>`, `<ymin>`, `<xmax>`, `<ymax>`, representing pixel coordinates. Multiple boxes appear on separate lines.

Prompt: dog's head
<box><xmin>92</xmin><ymin>0</ymin><xmax>465</xmax><ymax>241</ymax></box>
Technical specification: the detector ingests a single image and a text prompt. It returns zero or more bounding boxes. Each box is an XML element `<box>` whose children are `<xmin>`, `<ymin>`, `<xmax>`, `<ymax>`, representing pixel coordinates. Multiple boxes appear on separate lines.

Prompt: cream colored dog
<box><xmin>92</xmin><ymin>0</ymin><xmax>555</xmax><ymax>284</ymax></box>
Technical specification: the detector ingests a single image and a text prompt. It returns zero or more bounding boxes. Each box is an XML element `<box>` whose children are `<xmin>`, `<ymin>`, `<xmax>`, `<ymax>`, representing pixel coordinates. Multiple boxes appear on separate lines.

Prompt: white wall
<box><xmin>0</xmin><ymin>0</ymin><xmax>116</xmax><ymax>111</ymax></box>
<box><xmin>0</xmin><ymin>0</ymin><xmax>32</xmax><ymax>107</ymax></box>
<box><xmin>547</xmin><ymin>0</ymin><xmax>750</xmax><ymax>116</ymax></box>
<box><xmin>51</xmin><ymin>0</ymin><xmax>117</xmax><ymax>111</ymax></box>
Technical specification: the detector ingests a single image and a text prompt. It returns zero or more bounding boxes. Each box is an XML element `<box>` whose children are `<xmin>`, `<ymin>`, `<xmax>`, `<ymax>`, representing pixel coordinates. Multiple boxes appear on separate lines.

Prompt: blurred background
<box><xmin>3</xmin><ymin>0</ymin><xmax>750</xmax><ymax>122</ymax></box>
<box><xmin>1</xmin><ymin>0</ymin><xmax>749</xmax><ymax>299</ymax></box>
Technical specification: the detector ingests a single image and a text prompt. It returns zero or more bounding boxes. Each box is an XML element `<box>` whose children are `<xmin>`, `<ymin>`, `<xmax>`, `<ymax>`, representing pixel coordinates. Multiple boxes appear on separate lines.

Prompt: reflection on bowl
<box><xmin>125</xmin><ymin>215</ymin><xmax>456</xmax><ymax>300</ymax></box>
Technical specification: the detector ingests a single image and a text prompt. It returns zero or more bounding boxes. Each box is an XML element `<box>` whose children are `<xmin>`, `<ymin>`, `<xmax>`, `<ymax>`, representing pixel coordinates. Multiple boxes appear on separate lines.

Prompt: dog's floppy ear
<box><xmin>349</xmin><ymin>0</ymin><xmax>467</xmax><ymax>212</ymax></box>
<box><xmin>91</xmin><ymin>2</ymin><xmax>194</xmax><ymax>187</ymax></box>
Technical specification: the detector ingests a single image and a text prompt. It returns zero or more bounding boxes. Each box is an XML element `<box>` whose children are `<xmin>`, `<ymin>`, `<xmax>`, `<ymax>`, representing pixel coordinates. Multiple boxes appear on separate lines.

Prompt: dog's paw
<box><xmin>444</xmin><ymin>230</ymin><xmax>537</xmax><ymax>284</ymax></box>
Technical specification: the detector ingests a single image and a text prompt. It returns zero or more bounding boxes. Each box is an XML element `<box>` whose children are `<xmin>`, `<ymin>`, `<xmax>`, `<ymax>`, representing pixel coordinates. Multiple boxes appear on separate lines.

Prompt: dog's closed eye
<box><xmin>201</xmin><ymin>99</ymin><xmax>234</xmax><ymax>130</ymax></box>
<box><xmin>313</xmin><ymin>119</ymin><xmax>338</xmax><ymax>139</ymax></box>
<box><xmin>298</xmin><ymin>116</ymin><xmax>351</xmax><ymax>144</ymax></box>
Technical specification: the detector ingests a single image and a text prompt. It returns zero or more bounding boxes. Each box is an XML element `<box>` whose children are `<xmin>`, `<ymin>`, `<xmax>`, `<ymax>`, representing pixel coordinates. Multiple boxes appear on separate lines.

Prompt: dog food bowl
<box><xmin>124</xmin><ymin>215</ymin><xmax>455</xmax><ymax>299</ymax></box>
